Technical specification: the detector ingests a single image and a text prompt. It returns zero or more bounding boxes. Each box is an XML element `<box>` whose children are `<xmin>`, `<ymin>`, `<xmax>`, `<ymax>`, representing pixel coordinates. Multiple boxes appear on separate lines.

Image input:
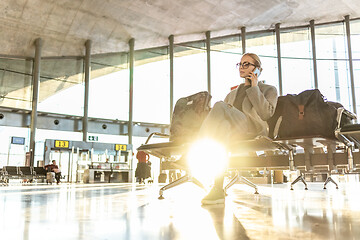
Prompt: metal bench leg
<box><xmin>323</xmin><ymin>176</ymin><xmax>339</xmax><ymax>189</ymax></box>
<box><xmin>239</xmin><ymin>176</ymin><xmax>259</xmax><ymax>194</ymax></box>
<box><xmin>290</xmin><ymin>174</ymin><xmax>308</xmax><ymax>190</ymax></box>
<box><xmin>224</xmin><ymin>172</ymin><xmax>259</xmax><ymax>194</ymax></box>
<box><xmin>191</xmin><ymin>176</ymin><xmax>206</xmax><ymax>190</ymax></box>
<box><xmin>347</xmin><ymin>146</ymin><xmax>355</xmax><ymax>173</ymax></box>
<box><xmin>158</xmin><ymin>174</ymin><xmax>204</xmax><ymax>200</ymax></box>
<box><xmin>224</xmin><ymin>172</ymin><xmax>240</xmax><ymax>194</ymax></box>
<box><xmin>1</xmin><ymin>176</ymin><xmax>8</xmax><ymax>186</ymax></box>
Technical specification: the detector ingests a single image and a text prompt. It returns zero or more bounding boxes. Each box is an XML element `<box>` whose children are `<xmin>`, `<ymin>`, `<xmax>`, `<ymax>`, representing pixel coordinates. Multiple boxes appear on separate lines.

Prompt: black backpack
<box><xmin>170</xmin><ymin>91</ymin><xmax>212</xmax><ymax>142</ymax></box>
<box><xmin>268</xmin><ymin>89</ymin><xmax>338</xmax><ymax>139</ymax></box>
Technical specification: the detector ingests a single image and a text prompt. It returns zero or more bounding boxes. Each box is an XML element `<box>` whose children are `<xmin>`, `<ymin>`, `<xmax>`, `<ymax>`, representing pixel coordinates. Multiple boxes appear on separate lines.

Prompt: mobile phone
<box><xmin>253</xmin><ymin>68</ymin><xmax>261</xmax><ymax>77</ymax></box>
<box><xmin>246</xmin><ymin>68</ymin><xmax>261</xmax><ymax>83</ymax></box>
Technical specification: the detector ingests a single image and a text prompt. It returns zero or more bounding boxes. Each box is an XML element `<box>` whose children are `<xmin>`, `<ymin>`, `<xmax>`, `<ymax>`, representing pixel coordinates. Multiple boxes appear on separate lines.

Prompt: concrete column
<box><xmin>206</xmin><ymin>31</ymin><xmax>211</xmax><ymax>96</ymax></box>
<box><xmin>29</xmin><ymin>38</ymin><xmax>42</xmax><ymax>167</ymax></box>
<box><xmin>128</xmin><ymin>38</ymin><xmax>135</xmax><ymax>145</ymax></box>
<box><xmin>275</xmin><ymin>23</ymin><xmax>283</xmax><ymax>96</ymax></box>
<box><xmin>310</xmin><ymin>20</ymin><xmax>318</xmax><ymax>89</ymax></box>
<box><xmin>83</xmin><ymin>40</ymin><xmax>91</xmax><ymax>142</ymax></box>
<box><xmin>345</xmin><ymin>15</ymin><xmax>357</xmax><ymax>115</ymax></box>
<box><xmin>169</xmin><ymin>35</ymin><xmax>174</xmax><ymax>121</ymax></box>
<box><xmin>241</xmin><ymin>27</ymin><xmax>246</xmax><ymax>54</ymax></box>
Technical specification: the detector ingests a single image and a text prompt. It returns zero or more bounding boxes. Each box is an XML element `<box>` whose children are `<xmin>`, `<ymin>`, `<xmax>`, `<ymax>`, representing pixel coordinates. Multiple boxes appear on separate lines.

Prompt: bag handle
<box><xmin>298</xmin><ymin>105</ymin><xmax>305</xmax><ymax>120</ymax></box>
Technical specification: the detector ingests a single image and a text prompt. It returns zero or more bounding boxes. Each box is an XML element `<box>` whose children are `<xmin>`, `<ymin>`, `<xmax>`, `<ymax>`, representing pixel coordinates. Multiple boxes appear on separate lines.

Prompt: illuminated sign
<box><xmin>88</xmin><ymin>136</ymin><xmax>98</xmax><ymax>142</ymax></box>
<box><xmin>54</xmin><ymin>140</ymin><xmax>69</xmax><ymax>148</ymax></box>
<box><xmin>11</xmin><ymin>137</ymin><xmax>25</xmax><ymax>145</ymax></box>
<box><xmin>115</xmin><ymin>144</ymin><xmax>127</xmax><ymax>151</ymax></box>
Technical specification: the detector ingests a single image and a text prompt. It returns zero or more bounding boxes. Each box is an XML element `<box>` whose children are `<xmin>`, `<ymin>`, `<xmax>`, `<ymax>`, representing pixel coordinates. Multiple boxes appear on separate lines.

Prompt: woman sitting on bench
<box><xmin>199</xmin><ymin>53</ymin><xmax>278</xmax><ymax>205</ymax></box>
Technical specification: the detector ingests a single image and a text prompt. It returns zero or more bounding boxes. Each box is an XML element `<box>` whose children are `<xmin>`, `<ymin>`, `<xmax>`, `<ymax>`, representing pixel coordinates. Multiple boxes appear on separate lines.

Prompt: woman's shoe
<box><xmin>201</xmin><ymin>187</ymin><xmax>225</xmax><ymax>205</ymax></box>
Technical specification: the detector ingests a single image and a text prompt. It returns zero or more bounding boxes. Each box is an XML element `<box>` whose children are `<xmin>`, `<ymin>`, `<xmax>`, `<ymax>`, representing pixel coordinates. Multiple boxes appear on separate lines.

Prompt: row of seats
<box><xmin>0</xmin><ymin>166</ymin><xmax>48</xmax><ymax>185</ymax></box>
<box><xmin>137</xmin><ymin>107</ymin><xmax>360</xmax><ymax>199</ymax></box>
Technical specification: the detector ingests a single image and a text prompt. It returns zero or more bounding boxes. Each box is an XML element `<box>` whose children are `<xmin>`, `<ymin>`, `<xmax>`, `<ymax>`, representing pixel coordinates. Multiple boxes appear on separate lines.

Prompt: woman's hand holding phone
<box><xmin>246</xmin><ymin>68</ymin><xmax>260</xmax><ymax>86</ymax></box>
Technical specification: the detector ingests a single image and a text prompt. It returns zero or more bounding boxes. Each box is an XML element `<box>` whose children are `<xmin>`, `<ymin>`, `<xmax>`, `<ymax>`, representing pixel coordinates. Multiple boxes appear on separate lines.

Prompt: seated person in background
<box><xmin>45</xmin><ymin>160</ymin><xmax>61</xmax><ymax>184</ymax></box>
<box><xmin>199</xmin><ymin>53</ymin><xmax>278</xmax><ymax>205</ymax></box>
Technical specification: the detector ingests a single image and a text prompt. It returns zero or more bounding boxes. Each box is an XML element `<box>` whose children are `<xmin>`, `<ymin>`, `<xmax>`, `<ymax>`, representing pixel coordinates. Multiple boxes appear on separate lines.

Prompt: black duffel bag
<box><xmin>268</xmin><ymin>89</ymin><xmax>338</xmax><ymax>139</ymax></box>
<box><xmin>170</xmin><ymin>91</ymin><xmax>212</xmax><ymax>142</ymax></box>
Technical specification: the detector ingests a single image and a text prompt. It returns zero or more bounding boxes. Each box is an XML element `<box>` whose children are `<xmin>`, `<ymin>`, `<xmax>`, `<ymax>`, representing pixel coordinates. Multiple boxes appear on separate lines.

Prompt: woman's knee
<box><xmin>210</xmin><ymin>101</ymin><xmax>228</xmax><ymax>114</ymax></box>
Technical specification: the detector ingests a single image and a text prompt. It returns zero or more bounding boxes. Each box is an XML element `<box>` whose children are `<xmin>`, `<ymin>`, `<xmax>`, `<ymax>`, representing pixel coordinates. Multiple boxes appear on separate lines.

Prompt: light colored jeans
<box><xmin>199</xmin><ymin>101</ymin><xmax>249</xmax><ymax>143</ymax></box>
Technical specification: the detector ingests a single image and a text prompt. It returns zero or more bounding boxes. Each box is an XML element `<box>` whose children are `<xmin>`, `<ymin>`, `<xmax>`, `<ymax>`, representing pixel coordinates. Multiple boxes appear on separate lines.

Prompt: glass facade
<box><xmin>0</xmin><ymin>58</ymin><xmax>33</xmax><ymax>110</ymax></box>
<box><xmin>1</xmin><ymin>17</ymin><xmax>360</xmax><ymax>170</ymax></box>
<box><xmin>0</xmin><ymin>126</ymin><xmax>29</xmax><ymax>168</ymax></box>
<box><xmin>210</xmin><ymin>35</ymin><xmax>243</xmax><ymax>103</ymax></box>
<box><xmin>34</xmin><ymin>129</ymin><xmax>83</xmax><ymax>179</ymax></box>
<box><xmin>173</xmin><ymin>41</ymin><xmax>208</xmax><ymax>102</ymax></box>
<box><xmin>280</xmin><ymin>27</ymin><xmax>314</xmax><ymax>95</ymax></box>
<box><xmin>134</xmin><ymin>47</ymin><xmax>170</xmax><ymax>124</ymax></box>
<box><xmin>247</xmin><ymin>31</ymin><xmax>279</xmax><ymax>93</ymax></box>
<box><xmin>38</xmin><ymin>58</ymin><xmax>85</xmax><ymax>116</ymax></box>
<box><xmin>351</xmin><ymin>19</ymin><xmax>360</xmax><ymax>115</ymax></box>
<box><xmin>316</xmin><ymin>23</ymin><xmax>353</xmax><ymax>111</ymax></box>
<box><xmin>89</xmin><ymin>53</ymin><xmax>129</xmax><ymax>121</ymax></box>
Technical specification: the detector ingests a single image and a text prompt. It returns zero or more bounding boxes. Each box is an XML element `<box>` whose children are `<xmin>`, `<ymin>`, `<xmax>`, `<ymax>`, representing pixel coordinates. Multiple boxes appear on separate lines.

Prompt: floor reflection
<box><xmin>202</xmin><ymin>204</ymin><xmax>250</xmax><ymax>240</ymax></box>
<box><xmin>0</xmin><ymin>182</ymin><xmax>360</xmax><ymax>239</ymax></box>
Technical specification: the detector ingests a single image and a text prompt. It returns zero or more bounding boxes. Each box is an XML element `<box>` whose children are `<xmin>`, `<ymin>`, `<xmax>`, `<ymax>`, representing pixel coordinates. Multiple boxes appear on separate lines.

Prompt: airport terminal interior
<box><xmin>1</xmin><ymin>0</ymin><xmax>360</xmax><ymax>239</ymax></box>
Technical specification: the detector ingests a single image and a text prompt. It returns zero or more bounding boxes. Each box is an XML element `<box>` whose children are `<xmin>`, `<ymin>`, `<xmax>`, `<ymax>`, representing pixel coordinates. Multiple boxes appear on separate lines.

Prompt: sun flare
<box><xmin>187</xmin><ymin>138</ymin><xmax>229</xmax><ymax>187</ymax></box>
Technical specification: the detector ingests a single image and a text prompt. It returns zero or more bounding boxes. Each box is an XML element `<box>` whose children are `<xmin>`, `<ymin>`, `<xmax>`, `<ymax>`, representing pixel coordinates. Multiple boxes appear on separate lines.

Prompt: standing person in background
<box><xmin>135</xmin><ymin>151</ymin><xmax>151</xmax><ymax>184</ymax></box>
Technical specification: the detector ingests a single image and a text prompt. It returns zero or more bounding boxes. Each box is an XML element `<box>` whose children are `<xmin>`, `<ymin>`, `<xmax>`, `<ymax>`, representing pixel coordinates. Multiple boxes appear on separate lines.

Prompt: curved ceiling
<box><xmin>0</xmin><ymin>0</ymin><xmax>359</xmax><ymax>57</ymax></box>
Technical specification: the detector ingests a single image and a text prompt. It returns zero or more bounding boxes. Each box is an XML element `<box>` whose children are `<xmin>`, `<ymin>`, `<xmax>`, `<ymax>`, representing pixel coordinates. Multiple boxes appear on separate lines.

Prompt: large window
<box><xmin>173</xmin><ymin>41</ymin><xmax>208</xmax><ymax>103</ymax></box>
<box><xmin>89</xmin><ymin>53</ymin><xmax>129</xmax><ymax>121</ymax></box>
<box><xmin>316</xmin><ymin>23</ymin><xmax>353</xmax><ymax>111</ymax></box>
<box><xmin>210</xmin><ymin>35</ymin><xmax>243</xmax><ymax>103</ymax></box>
<box><xmin>351</xmin><ymin>19</ymin><xmax>360</xmax><ymax>117</ymax></box>
<box><xmin>280</xmin><ymin>27</ymin><xmax>314</xmax><ymax>95</ymax></box>
<box><xmin>38</xmin><ymin>58</ymin><xmax>85</xmax><ymax>116</ymax></box>
<box><xmin>2</xmin><ymin>17</ymin><xmax>360</xmax><ymax>170</ymax></box>
<box><xmin>247</xmin><ymin>31</ymin><xmax>279</xmax><ymax>93</ymax></box>
<box><xmin>133</xmin><ymin>47</ymin><xmax>170</xmax><ymax>124</ymax></box>
<box><xmin>35</xmin><ymin>129</ymin><xmax>83</xmax><ymax>177</ymax></box>
<box><xmin>0</xmin><ymin>126</ymin><xmax>29</xmax><ymax>167</ymax></box>
<box><xmin>0</xmin><ymin>58</ymin><xmax>33</xmax><ymax>110</ymax></box>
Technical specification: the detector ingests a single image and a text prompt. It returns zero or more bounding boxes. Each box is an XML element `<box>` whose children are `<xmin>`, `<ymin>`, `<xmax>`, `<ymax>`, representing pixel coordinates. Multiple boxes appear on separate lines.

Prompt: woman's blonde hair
<box><xmin>243</xmin><ymin>53</ymin><xmax>262</xmax><ymax>70</ymax></box>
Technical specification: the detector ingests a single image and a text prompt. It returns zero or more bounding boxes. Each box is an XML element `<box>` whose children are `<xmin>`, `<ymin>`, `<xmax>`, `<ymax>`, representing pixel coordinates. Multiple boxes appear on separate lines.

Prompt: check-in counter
<box><xmin>44</xmin><ymin>139</ymin><xmax>133</xmax><ymax>183</ymax></box>
<box><xmin>83</xmin><ymin>162</ymin><xmax>131</xmax><ymax>183</ymax></box>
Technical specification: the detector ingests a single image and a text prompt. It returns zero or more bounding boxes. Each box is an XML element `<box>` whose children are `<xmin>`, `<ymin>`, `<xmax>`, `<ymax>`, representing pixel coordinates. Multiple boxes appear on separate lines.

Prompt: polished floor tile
<box><xmin>1</xmin><ymin>180</ymin><xmax>360</xmax><ymax>240</ymax></box>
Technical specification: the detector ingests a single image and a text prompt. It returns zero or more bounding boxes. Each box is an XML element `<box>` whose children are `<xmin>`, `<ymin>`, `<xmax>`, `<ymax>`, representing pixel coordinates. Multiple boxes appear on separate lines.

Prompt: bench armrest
<box><xmin>336</xmin><ymin>107</ymin><xmax>357</xmax><ymax>130</ymax></box>
<box><xmin>145</xmin><ymin>132</ymin><xmax>170</xmax><ymax>144</ymax></box>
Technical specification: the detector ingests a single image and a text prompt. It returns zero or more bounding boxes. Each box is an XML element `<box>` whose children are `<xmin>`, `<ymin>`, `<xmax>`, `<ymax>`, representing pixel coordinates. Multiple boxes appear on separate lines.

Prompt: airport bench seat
<box><xmin>2</xmin><ymin>166</ymin><xmax>22</xmax><ymax>184</ymax></box>
<box><xmin>138</xmin><ymin>123</ymin><xmax>360</xmax><ymax>198</ymax></box>
<box><xmin>3</xmin><ymin>166</ymin><xmax>21</xmax><ymax>178</ymax></box>
<box><xmin>0</xmin><ymin>168</ymin><xmax>6</xmax><ymax>185</ymax></box>
<box><xmin>138</xmin><ymin>105</ymin><xmax>359</xmax><ymax>198</ymax></box>
<box><xmin>337</xmin><ymin>123</ymin><xmax>360</xmax><ymax>148</ymax></box>
<box><xmin>1</xmin><ymin>166</ymin><xmax>55</xmax><ymax>185</ymax></box>
<box><xmin>144</xmin><ymin>136</ymin><xmax>287</xmax><ymax>170</ymax></box>
<box><xmin>33</xmin><ymin>167</ymin><xmax>47</xmax><ymax>179</ymax></box>
<box><xmin>19</xmin><ymin>166</ymin><xmax>33</xmax><ymax>176</ymax></box>
<box><xmin>138</xmin><ymin>134</ymin><xmax>352</xmax><ymax>171</ymax></box>
<box><xmin>2</xmin><ymin>166</ymin><xmax>39</xmax><ymax>184</ymax></box>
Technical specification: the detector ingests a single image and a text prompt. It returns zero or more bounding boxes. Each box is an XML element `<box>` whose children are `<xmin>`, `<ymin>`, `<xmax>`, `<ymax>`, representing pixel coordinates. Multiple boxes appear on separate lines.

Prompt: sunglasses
<box><xmin>236</xmin><ymin>61</ymin><xmax>256</xmax><ymax>69</ymax></box>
